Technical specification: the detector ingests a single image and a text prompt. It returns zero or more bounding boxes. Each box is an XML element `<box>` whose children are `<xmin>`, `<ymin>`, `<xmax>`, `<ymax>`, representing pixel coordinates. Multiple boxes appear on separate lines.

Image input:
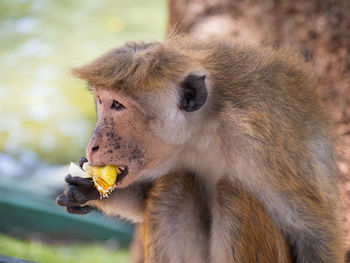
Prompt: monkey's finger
<box><xmin>64</xmin><ymin>176</ymin><xmax>99</xmax><ymax>201</ymax></box>
<box><xmin>65</xmin><ymin>174</ymin><xmax>94</xmax><ymax>187</ymax></box>
<box><xmin>66</xmin><ymin>205</ymin><xmax>93</xmax><ymax>215</ymax></box>
<box><xmin>56</xmin><ymin>194</ymin><xmax>68</xmax><ymax>206</ymax></box>
<box><xmin>79</xmin><ymin>157</ymin><xmax>88</xmax><ymax>169</ymax></box>
<box><xmin>65</xmin><ymin>185</ymin><xmax>89</xmax><ymax>203</ymax></box>
<box><xmin>57</xmin><ymin>194</ymin><xmax>88</xmax><ymax>207</ymax></box>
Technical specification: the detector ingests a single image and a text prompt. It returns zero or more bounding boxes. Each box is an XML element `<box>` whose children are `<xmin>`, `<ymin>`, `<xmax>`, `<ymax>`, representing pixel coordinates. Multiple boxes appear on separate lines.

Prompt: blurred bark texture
<box><xmin>168</xmin><ymin>0</ymin><xmax>350</xmax><ymax>256</ymax></box>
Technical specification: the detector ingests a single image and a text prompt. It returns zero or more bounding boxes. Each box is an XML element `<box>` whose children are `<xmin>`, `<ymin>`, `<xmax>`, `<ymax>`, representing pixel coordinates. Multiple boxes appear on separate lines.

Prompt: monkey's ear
<box><xmin>179</xmin><ymin>74</ymin><xmax>207</xmax><ymax>112</ymax></box>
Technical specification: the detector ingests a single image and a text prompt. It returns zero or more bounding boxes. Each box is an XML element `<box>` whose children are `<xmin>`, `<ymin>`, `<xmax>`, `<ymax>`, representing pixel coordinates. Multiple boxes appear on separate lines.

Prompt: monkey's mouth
<box><xmin>115</xmin><ymin>166</ymin><xmax>128</xmax><ymax>185</ymax></box>
<box><xmin>91</xmin><ymin>165</ymin><xmax>128</xmax><ymax>198</ymax></box>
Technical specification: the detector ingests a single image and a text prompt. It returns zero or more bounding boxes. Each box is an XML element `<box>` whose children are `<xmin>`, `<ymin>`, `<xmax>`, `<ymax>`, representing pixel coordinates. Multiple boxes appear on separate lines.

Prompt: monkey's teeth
<box><xmin>100</xmin><ymin>185</ymin><xmax>116</xmax><ymax>199</ymax></box>
<box><xmin>118</xmin><ymin>166</ymin><xmax>125</xmax><ymax>172</ymax></box>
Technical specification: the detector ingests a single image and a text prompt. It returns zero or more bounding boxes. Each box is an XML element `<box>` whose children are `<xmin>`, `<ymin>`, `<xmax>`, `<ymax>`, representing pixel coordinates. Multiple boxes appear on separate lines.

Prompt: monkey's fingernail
<box><xmin>79</xmin><ymin>157</ymin><xmax>88</xmax><ymax>169</ymax></box>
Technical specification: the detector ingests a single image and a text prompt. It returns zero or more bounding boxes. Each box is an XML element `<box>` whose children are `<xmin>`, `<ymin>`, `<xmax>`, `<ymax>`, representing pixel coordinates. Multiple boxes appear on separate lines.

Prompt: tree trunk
<box><xmin>168</xmin><ymin>0</ymin><xmax>350</xmax><ymax>254</ymax></box>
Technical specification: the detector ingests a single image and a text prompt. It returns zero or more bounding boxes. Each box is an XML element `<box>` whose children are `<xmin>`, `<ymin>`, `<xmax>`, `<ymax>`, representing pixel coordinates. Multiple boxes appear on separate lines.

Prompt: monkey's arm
<box><xmin>56</xmin><ymin>175</ymin><xmax>152</xmax><ymax>223</ymax></box>
<box><xmin>88</xmin><ymin>180</ymin><xmax>152</xmax><ymax>222</ymax></box>
<box><xmin>142</xmin><ymin>172</ymin><xmax>210</xmax><ymax>263</ymax></box>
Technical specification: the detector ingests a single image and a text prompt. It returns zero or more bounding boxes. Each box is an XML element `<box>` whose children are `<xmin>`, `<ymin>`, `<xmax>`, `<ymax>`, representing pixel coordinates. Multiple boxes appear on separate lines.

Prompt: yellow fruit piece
<box><xmin>70</xmin><ymin>162</ymin><xmax>120</xmax><ymax>198</ymax></box>
<box><xmin>81</xmin><ymin>163</ymin><xmax>119</xmax><ymax>198</ymax></box>
<box><xmin>92</xmin><ymin>166</ymin><xmax>118</xmax><ymax>186</ymax></box>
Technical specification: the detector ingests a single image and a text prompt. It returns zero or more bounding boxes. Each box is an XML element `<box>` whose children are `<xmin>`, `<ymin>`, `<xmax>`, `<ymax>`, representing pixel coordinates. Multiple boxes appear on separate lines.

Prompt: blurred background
<box><xmin>0</xmin><ymin>0</ymin><xmax>166</xmax><ymax>262</ymax></box>
<box><xmin>1</xmin><ymin>0</ymin><xmax>350</xmax><ymax>262</ymax></box>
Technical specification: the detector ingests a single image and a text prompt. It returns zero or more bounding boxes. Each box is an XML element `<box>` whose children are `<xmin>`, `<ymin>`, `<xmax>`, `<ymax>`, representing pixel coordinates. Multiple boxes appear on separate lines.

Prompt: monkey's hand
<box><xmin>56</xmin><ymin>174</ymin><xmax>100</xmax><ymax>214</ymax></box>
<box><xmin>56</xmin><ymin>157</ymin><xmax>153</xmax><ymax>221</ymax></box>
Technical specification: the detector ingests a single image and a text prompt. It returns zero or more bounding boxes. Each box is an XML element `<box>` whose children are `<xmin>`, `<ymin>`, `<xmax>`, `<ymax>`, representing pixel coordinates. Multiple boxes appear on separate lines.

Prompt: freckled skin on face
<box><xmin>86</xmin><ymin>88</ymin><xmax>174</xmax><ymax>188</ymax></box>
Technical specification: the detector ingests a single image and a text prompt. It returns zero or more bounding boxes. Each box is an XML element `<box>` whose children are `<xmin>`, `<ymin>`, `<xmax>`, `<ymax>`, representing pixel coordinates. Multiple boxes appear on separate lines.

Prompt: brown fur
<box><xmin>142</xmin><ymin>172</ymin><xmax>210</xmax><ymax>263</ymax></box>
<box><xmin>72</xmin><ymin>41</ymin><xmax>190</xmax><ymax>93</ymax></box>
<box><xmin>68</xmin><ymin>35</ymin><xmax>344</xmax><ymax>262</ymax></box>
<box><xmin>143</xmin><ymin>173</ymin><xmax>291</xmax><ymax>263</ymax></box>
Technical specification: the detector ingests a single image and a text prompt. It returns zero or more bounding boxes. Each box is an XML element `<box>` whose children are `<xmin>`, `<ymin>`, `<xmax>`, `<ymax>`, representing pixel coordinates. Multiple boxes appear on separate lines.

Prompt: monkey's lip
<box><xmin>115</xmin><ymin>166</ymin><xmax>128</xmax><ymax>185</ymax></box>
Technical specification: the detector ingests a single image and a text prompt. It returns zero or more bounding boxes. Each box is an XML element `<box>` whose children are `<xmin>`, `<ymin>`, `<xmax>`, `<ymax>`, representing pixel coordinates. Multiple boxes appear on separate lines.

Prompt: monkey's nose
<box><xmin>91</xmin><ymin>145</ymin><xmax>99</xmax><ymax>152</ymax></box>
<box><xmin>86</xmin><ymin>138</ymin><xmax>102</xmax><ymax>164</ymax></box>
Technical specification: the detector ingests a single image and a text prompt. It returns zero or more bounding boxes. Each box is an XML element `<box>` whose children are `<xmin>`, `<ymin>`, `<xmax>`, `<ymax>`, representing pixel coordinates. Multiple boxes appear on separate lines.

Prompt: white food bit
<box><xmin>69</xmin><ymin>162</ymin><xmax>92</xmax><ymax>178</ymax></box>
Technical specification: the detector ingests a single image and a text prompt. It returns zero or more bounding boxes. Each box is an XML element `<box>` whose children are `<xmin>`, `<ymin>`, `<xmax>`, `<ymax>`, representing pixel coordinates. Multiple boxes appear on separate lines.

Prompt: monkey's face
<box><xmin>86</xmin><ymin>73</ymin><xmax>207</xmax><ymax>188</ymax></box>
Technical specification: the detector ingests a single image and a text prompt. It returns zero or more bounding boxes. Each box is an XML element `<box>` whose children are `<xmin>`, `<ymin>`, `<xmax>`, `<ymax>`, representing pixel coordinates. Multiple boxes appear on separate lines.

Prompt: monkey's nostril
<box><xmin>91</xmin><ymin>145</ymin><xmax>99</xmax><ymax>152</ymax></box>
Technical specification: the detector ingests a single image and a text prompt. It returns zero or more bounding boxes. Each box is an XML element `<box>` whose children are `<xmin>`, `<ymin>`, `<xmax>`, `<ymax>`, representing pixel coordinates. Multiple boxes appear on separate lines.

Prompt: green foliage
<box><xmin>0</xmin><ymin>234</ymin><xmax>131</xmax><ymax>263</ymax></box>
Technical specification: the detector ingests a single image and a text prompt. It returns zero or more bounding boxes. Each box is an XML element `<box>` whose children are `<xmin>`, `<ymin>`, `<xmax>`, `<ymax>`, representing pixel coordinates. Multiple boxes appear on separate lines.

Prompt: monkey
<box><xmin>56</xmin><ymin>35</ymin><xmax>344</xmax><ymax>262</ymax></box>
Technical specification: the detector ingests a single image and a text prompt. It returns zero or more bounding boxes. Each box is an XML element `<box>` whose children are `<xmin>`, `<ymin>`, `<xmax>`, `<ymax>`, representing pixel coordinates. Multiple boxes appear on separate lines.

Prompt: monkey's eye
<box><xmin>110</xmin><ymin>100</ymin><xmax>125</xmax><ymax>110</ymax></box>
<box><xmin>97</xmin><ymin>96</ymin><xmax>102</xmax><ymax>104</ymax></box>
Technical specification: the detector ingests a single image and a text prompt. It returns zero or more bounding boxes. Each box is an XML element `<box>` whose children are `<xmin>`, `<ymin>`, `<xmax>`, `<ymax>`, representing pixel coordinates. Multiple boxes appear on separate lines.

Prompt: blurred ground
<box><xmin>0</xmin><ymin>234</ymin><xmax>130</xmax><ymax>263</ymax></box>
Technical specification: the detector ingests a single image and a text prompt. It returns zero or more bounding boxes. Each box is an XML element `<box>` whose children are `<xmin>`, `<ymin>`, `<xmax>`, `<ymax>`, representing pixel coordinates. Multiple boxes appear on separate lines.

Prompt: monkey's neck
<box><xmin>178</xmin><ymin>123</ymin><xmax>231</xmax><ymax>195</ymax></box>
<box><xmin>177</xmin><ymin>119</ymin><xmax>260</xmax><ymax>201</ymax></box>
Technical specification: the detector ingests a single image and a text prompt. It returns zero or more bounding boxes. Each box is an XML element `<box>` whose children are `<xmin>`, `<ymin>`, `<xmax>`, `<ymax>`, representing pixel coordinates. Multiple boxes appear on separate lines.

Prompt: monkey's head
<box><xmin>72</xmin><ymin>40</ymin><xmax>210</xmax><ymax>188</ymax></box>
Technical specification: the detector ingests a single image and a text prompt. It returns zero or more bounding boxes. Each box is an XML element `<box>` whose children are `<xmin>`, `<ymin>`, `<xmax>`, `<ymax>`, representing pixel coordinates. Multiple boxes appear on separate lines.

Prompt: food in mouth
<box><xmin>69</xmin><ymin>162</ymin><xmax>126</xmax><ymax>198</ymax></box>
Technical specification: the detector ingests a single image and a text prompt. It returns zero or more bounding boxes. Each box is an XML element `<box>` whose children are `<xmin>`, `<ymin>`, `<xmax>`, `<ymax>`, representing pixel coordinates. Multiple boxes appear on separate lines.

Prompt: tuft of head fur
<box><xmin>72</xmin><ymin>39</ymin><xmax>192</xmax><ymax>93</ymax></box>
